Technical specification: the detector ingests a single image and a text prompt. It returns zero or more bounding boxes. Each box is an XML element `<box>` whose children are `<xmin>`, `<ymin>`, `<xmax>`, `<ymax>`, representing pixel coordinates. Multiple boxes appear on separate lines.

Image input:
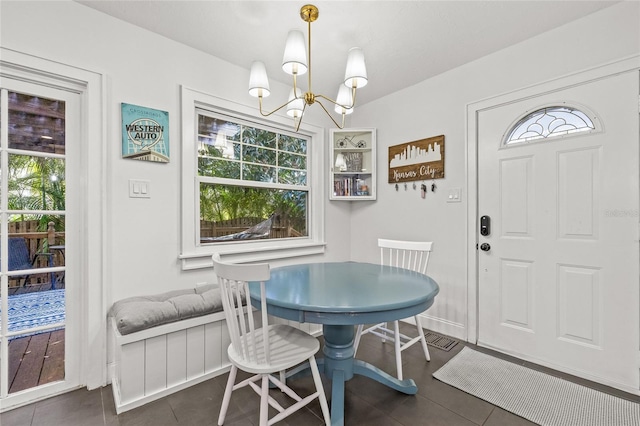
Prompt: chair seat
<box><xmin>228</xmin><ymin>324</ymin><xmax>319</xmax><ymax>374</ymax></box>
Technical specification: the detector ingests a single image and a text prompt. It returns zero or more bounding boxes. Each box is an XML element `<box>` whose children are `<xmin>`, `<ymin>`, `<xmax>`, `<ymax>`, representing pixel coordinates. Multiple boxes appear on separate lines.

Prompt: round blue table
<box><xmin>248</xmin><ymin>262</ymin><xmax>439</xmax><ymax>426</ymax></box>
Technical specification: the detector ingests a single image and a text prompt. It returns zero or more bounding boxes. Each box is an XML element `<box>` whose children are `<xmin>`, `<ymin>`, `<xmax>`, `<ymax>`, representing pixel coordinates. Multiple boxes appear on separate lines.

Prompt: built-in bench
<box><xmin>107</xmin><ymin>284</ymin><xmax>322</xmax><ymax>414</ymax></box>
<box><xmin>108</xmin><ymin>285</ymin><xmax>233</xmax><ymax>414</ymax></box>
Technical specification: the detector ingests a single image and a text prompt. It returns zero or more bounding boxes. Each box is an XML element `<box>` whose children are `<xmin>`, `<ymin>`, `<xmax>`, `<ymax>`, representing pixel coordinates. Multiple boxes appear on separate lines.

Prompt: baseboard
<box><xmin>111</xmin><ymin>366</ymin><xmax>231</xmax><ymax>414</ymax></box>
<box><xmin>404</xmin><ymin>313</ymin><xmax>466</xmax><ymax>342</ymax></box>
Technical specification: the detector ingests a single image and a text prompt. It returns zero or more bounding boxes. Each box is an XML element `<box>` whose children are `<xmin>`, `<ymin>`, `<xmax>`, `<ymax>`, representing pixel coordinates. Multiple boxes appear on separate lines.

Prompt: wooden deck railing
<box><xmin>200</xmin><ymin>216</ymin><xmax>305</xmax><ymax>241</ymax></box>
<box><xmin>7</xmin><ymin>220</ymin><xmax>65</xmax><ymax>287</ymax></box>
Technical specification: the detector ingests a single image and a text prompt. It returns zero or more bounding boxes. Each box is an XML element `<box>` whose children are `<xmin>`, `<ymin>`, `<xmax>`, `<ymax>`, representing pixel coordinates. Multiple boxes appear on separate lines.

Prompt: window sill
<box><xmin>179</xmin><ymin>240</ymin><xmax>326</xmax><ymax>270</ymax></box>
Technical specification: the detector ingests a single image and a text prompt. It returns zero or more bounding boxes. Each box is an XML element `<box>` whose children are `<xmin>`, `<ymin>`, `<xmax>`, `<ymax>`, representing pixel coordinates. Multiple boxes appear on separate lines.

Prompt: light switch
<box><xmin>447</xmin><ymin>187</ymin><xmax>461</xmax><ymax>203</ymax></box>
<box><xmin>129</xmin><ymin>179</ymin><xmax>151</xmax><ymax>198</ymax></box>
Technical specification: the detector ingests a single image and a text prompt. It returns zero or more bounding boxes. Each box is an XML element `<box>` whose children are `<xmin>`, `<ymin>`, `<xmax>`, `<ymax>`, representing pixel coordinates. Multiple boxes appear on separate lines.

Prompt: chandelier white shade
<box><xmin>335</xmin><ymin>85</ymin><xmax>354</xmax><ymax>115</ymax></box>
<box><xmin>287</xmin><ymin>88</ymin><xmax>304</xmax><ymax>118</ymax></box>
<box><xmin>282</xmin><ymin>30</ymin><xmax>308</xmax><ymax>75</ymax></box>
<box><xmin>248</xmin><ymin>4</ymin><xmax>367</xmax><ymax>131</ymax></box>
<box><xmin>248</xmin><ymin>61</ymin><xmax>270</xmax><ymax>98</ymax></box>
<box><xmin>344</xmin><ymin>47</ymin><xmax>368</xmax><ymax>89</ymax></box>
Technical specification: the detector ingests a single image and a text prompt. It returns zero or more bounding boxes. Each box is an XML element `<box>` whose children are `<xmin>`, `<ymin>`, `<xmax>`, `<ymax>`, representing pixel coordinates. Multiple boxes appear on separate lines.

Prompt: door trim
<box><xmin>0</xmin><ymin>48</ymin><xmax>106</xmax><ymax>411</ymax></box>
<box><xmin>466</xmin><ymin>55</ymin><xmax>640</xmax><ymax>346</ymax></box>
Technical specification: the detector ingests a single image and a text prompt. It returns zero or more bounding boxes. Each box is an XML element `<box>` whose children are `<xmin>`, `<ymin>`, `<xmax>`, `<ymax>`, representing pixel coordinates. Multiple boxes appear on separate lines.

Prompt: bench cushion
<box><xmin>109</xmin><ymin>285</ymin><xmax>225</xmax><ymax>335</ymax></box>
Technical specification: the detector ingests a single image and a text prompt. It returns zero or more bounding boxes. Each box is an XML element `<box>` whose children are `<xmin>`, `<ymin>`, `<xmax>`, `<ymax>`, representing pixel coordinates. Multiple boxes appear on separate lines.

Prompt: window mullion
<box><xmin>199</xmin><ymin>175</ymin><xmax>308</xmax><ymax>192</ymax></box>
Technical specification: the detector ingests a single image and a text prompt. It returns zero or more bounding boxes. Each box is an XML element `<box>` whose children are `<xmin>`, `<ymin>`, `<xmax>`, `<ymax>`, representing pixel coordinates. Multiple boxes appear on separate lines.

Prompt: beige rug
<box><xmin>433</xmin><ymin>347</ymin><xmax>640</xmax><ymax>426</ymax></box>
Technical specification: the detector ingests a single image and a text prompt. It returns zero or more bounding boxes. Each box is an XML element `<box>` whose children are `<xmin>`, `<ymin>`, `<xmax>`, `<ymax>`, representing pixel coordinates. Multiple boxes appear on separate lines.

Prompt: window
<box><xmin>504</xmin><ymin>105</ymin><xmax>597</xmax><ymax>145</ymax></box>
<box><xmin>197</xmin><ymin>111</ymin><xmax>308</xmax><ymax>243</ymax></box>
<box><xmin>180</xmin><ymin>87</ymin><xmax>325</xmax><ymax>269</ymax></box>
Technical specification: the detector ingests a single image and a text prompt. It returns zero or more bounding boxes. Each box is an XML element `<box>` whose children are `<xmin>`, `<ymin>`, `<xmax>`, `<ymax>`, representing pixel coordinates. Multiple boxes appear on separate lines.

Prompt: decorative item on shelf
<box><xmin>248</xmin><ymin>4</ymin><xmax>368</xmax><ymax>132</ymax></box>
<box><xmin>335</xmin><ymin>153</ymin><xmax>347</xmax><ymax>172</ymax></box>
<box><xmin>343</xmin><ymin>152</ymin><xmax>363</xmax><ymax>172</ymax></box>
<box><xmin>335</xmin><ymin>134</ymin><xmax>367</xmax><ymax>148</ymax></box>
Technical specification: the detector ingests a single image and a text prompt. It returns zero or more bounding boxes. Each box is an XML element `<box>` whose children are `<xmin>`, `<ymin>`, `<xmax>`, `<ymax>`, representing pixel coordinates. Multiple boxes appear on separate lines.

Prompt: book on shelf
<box><xmin>333</xmin><ymin>176</ymin><xmax>369</xmax><ymax>197</ymax></box>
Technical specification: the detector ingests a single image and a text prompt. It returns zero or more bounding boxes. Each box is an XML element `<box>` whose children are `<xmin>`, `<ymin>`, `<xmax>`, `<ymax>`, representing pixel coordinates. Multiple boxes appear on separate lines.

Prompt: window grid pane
<box><xmin>505</xmin><ymin>106</ymin><xmax>596</xmax><ymax>145</ymax></box>
<box><xmin>196</xmin><ymin>110</ymin><xmax>309</xmax><ymax>243</ymax></box>
<box><xmin>197</xmin><ymin>114</ymin><xmax>308</xmax><ymax>185</ymax></box>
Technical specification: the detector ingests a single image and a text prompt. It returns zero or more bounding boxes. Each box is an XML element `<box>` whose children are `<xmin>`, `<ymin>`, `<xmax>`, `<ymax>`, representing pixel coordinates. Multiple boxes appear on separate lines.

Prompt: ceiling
<box><xmin>75</xmin><ymin>1</ymin><xmax>619</xmax><ymax>107</ymax></box>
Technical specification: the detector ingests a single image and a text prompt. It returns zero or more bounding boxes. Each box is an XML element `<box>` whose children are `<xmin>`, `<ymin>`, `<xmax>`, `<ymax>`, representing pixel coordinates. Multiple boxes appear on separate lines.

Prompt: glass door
<box><xmin>1</xmin><ymin>82</ymin><xmax>80</xmax><ymax>407</ymax></box>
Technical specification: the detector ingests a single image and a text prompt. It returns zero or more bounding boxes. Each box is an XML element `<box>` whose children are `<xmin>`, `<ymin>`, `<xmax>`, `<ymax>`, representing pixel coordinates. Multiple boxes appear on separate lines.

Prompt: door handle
<box><xmin>480</xmin><ymin>243</ymin><xmax>491</xmax><ymax>252</ymax></box>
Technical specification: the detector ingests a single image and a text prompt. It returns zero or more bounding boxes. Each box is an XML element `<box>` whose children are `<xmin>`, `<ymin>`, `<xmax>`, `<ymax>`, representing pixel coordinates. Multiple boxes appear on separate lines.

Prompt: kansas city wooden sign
<box><xmin>388</xmin><ymin>135</ymin><xmax>445</xmax><ymax>183</ymax></box>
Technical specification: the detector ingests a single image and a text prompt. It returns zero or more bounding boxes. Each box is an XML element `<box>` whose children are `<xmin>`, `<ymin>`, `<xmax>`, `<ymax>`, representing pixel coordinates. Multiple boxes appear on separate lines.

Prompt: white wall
<box><xmin>1</xmin><ymin>0</ymin><xmax>353</xmax><ymax>305</ymax></box>
<box><xmin>0</xmin><ymin>0</ymin><xmax>353</xmax><ymax>390</ymax></box>
<box><xmin>1</xmin><ymin>0</ymin><xmax>638</xmax><ymax>389</ymax></box>
<box><xmin>349</xmin><ymin>1</ymin><xmax>640</xmax><ymax>340</ymax></box>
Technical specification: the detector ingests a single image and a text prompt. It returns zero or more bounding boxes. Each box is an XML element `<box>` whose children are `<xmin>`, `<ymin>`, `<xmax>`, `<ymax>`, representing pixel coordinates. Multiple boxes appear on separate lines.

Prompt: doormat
<box><xmin>433</xmin><ymin>347</ymin><xmax>640</xmax><ymax>426</ymax></box>
<box><xmin>1</xmin><ymin>289</ymin><xmax>65</xmax><ymax>338</ymax></box>
<box><xmin>424</xmin><ymin>331</ymin><xmax>458</xmax><ymax>351</ymax></box>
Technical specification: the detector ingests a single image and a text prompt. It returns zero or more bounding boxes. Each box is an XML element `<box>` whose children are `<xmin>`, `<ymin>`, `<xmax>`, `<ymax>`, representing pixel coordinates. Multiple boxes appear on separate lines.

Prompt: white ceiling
<box><xmin>75</xmin><ymin>1</ymin><xmax>619</xmax><ymax>107</ymax></box>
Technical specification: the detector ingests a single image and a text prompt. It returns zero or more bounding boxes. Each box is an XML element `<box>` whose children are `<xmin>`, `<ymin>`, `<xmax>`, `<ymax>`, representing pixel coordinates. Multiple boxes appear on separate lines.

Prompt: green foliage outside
<box><xmin>198</xmin><ymin>119</ymin><xmax>308</xmax><ymax>236</ymax></box>
<box><xmin>8</xmin><ymin>154</ymin><xmax>65</xmax><ymax>233</ymax></box>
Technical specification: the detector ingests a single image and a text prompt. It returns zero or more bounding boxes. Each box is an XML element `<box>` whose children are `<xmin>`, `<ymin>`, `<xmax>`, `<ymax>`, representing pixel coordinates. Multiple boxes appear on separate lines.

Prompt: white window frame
<box><xmin>180</xmin><ymin>86</ymin><xmax>326</xmax><ymax>270</ymax></box>
<box><xmin>502</xmin><ymin>103</ymin><xmax>600</xmax><ymax>147</ymax></box>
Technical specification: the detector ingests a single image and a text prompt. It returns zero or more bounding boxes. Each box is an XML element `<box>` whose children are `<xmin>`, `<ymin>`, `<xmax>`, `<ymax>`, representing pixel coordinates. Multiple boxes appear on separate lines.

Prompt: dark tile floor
<box><xmin>3</xmin><ymin>324</ymin><xmax>639</xmax><ymax>425</ymax></box>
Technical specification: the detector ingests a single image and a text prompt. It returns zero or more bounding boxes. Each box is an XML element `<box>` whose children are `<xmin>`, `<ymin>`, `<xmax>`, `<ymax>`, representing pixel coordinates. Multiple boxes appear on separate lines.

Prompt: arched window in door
<box><xmin>504</xmin><ymin>105</ymin><xmax>598</xmax><ymax>145</ymax></box>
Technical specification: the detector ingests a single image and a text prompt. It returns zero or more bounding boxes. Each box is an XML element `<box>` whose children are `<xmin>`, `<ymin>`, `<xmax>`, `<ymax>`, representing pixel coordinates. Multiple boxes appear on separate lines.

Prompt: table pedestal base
<box><xmin>304</xmin><ymin>324</ymin><xmax>418</xmax><ymax>426</ymax></box>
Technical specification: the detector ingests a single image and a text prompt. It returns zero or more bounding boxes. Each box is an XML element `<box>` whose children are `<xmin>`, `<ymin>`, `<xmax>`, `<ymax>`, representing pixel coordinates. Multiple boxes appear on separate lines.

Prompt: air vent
<box><xmin>425</xmin><ymin>331</ymin><xmax>458</xmax><ymax>351</ymax></box>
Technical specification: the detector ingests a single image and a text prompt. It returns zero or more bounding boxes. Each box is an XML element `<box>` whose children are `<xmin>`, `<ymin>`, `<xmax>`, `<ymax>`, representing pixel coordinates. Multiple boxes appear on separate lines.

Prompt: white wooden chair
<box><xmin>353</xmin><ymin>239</ymin><xmax>433</xmax><ymax>380</ymax></box>
<box><xmin>212</xmin><ymin>254</ymin><xmax>330</xmax><ymax>426</ymax></box>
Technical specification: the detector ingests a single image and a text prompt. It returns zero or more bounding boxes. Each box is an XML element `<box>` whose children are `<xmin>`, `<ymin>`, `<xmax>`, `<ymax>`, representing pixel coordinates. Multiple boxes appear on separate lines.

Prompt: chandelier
<box><xmin>248</xmin><ymin>4</ymin><xmax>368</xmax><ymax>131</ymax></box>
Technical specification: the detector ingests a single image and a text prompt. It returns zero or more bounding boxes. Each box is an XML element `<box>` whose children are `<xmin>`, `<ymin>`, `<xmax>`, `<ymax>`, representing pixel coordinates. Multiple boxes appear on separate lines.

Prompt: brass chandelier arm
<box><xmin>314</xmin><ymin>99</ymin><xmax>346</xmax><ymax>130</ymax></box>
<box><xmin>316</xmin><ymin>88</ymin><xmax>357</xmax><ymax>110</ymax></box>
<box><xmin>257</xmin><ymin>95</ymin><xmax>301</xmax><ymax>118</ymax></box>
<box><xmin>293</xmin><ymin>102</ymin><xmax>309</xmax><ymax>132</ymax></box>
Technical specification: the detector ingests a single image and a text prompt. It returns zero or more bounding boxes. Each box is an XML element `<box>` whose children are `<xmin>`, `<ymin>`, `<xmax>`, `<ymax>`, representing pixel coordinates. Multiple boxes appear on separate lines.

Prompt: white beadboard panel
<box><xmin>110</xmin><ymin>312</ymin><xmax>233</xmax><ymax>413</ymax></box>
<box><xmin>557</xmin><ymin>264</ymin><xmax>602</xmax><ymax>347</ymax></box>
<box><xmin>109</xmin><ymin>309</ymin><xmax>327</xmax><ymax>413</ymax></box>
<box><xmin>557</xmin><ymin>148</ymin><xmax>600</xmax><ymax>239</ymax></box>
<box><xmin>144</xmin><ymin>335</ymin><xmax>168</xmax><ymax>396</ymax></box>
<box><xmin>119</xmin><ymin>340</ymin><xmax>145</xmax><ymax>403</ymax></box>
<box><xmin>500</xmin><ymin>258</ymin><xmax>534</xmax><ymax>331</ymax></box>
<box><xmin>221</xmin><ymin>324</ymin><xmax>231</xmax><ymax>358</ymax></box>
<box><xmin>204</xmin><ymin>321</ymin><xmax>222</xmax><ymax>372</ymax></box>
<box><xmin>186</xmin><ymin>326</ymin><xmax>206</xmax><ymax>380</ymax></box>
<box><xmin>166</xmin><ymin>330</ymin><xmax>187</xmax><ymax>388</ymax></box>
<box><xmin>500</xmin><ymin>156</ymin><xmax>534</xmax><ymax>238</ymax></box>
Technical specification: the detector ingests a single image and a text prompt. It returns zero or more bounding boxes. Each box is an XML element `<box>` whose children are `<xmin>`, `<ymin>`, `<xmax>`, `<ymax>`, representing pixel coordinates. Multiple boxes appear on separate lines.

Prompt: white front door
<box><xmin>477</xmin><ymin>70</ymin><xmax>639</xmax><ymax>392</ymax></box>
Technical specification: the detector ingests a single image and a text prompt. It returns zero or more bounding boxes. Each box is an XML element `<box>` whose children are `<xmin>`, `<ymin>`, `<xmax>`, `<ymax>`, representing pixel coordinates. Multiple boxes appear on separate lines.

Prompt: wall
<box><xmin>349</xmin><ymin>1</ymin><xmax>640</xmax><ymax>339</ymax></box>
<box><xmin>1</xmin><ymin>0</ymin><xmax>353</xmax><ymax>304</ymax></box>
<box><xmin>1</xmin><ymin>0</ymin><xmax>638</xmax><ymax>390</ymax></box>
<box><xmin>0</xmin><ymin>0</ymin><xmax>354</xmax><ymax>390</ymax></box>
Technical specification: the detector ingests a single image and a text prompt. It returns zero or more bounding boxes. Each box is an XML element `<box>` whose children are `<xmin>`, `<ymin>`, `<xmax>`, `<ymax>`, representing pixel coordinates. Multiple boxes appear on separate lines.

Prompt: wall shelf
<box><xmin>329</xmin><ymin>128</ymin><xmax>376</xmax><ymax>201</ymax></box>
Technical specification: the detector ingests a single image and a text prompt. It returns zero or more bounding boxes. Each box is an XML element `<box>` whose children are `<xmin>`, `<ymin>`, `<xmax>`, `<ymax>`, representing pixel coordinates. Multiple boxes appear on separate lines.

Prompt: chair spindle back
<box><xmin>213</xmin><ymin>254</ymin><xmax>272</xmax><ymax>365</ymax></box>
<box><xmin>379</xmin><ymin>238</ymin><xmax>433</xmax><ymax>275</ymax></box>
